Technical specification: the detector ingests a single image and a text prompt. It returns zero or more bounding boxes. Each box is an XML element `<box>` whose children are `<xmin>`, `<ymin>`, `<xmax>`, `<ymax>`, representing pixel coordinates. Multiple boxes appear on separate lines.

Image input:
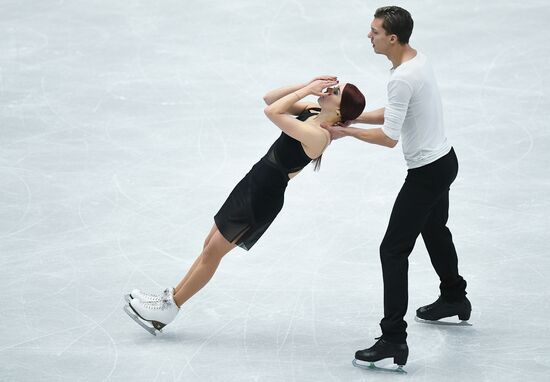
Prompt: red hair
<box><xmin>312</xmin><ymin>83</ymin><xmax>366</xmax><ymax>172</ymax></box>
<box><xmin>340</xmin><ymin>83</ymin><xmax>366</xmax><ymax>122</ymax></box>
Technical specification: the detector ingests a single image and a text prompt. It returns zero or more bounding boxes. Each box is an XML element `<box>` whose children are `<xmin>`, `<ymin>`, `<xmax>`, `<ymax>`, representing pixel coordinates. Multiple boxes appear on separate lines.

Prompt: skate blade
<box><xmin>123</xmin><ymin>304</ymin><xmax>159</xmax><ymax>336</ymax></box>
<box><xmin>414</xmin><ymin>315</ymin><xmax>472</xmax><ymax>326</ymax></box>
<box><xmin>352</xmin><ymin>359</ymin><xmax>406</xmax><ymax>374</ymax></box>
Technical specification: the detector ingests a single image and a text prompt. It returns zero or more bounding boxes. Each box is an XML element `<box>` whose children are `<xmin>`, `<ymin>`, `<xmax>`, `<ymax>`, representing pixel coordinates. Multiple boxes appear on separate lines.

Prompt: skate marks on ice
<box><xmin>352</xmin><ymin>359</ymin><xmax>407</xmax><ymax>374</ymax></box>
<box><xmin>123</xmin><ymin>304</ymin><xmax>161</xmax><ymax>336</ymax></box>
<box><xmin>414</xmin><ymin>316</ymin><xmax>473</xmax><ymax>327</ymax></box>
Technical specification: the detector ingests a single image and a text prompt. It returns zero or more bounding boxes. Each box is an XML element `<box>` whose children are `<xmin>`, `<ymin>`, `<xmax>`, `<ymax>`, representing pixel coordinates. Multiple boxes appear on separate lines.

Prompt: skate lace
<box><xmin>139</xmin><ymin>288</ymin><xmax>172</xmax><ymax>302</ymax></box>
<box><xmin>160</xmin><ymin>297</ymin><xmax>172</xmax><ymax>310</ymax></box>
<box><xmin>144</xmin><ymin>297</ymin><xmax>172</xmax><ymax>311</ymax></box>
<box><xmin>145</xmin><ymin>292</ymin><xmax>162</xmax><ymax>301</ymax></box>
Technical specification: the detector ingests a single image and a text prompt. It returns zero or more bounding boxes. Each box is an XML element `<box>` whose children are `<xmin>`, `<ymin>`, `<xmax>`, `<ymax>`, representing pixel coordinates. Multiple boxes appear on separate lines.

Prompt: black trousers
<box><xmin>379</xmin><ymin>147</ymin><xmax>467</xmax><ymax>343</ymax></box>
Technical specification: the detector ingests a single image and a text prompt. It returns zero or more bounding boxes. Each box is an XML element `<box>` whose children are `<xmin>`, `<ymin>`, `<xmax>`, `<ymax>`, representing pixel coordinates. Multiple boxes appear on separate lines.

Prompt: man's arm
<box><xmin>354</xmin><ymin>107</ymin><xmax>385</xmax><ymax>125</ymax></box>
<box><xmin>321</xmin><ymin>106</ymin><xmax>397</xmax><ymax>148</ymax></box>
<box><xmin>323</xmin><ymin>78</ymin><xmax>413</xmax><ymax>148</ymax></box>
<box><xmin>339</xmin><ymin>126</ymin><xmax>398</xmax><ymax>148</ymax></box>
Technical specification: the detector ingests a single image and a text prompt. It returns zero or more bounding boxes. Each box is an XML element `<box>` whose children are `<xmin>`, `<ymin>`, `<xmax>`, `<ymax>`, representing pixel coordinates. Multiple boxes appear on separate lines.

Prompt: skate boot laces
<box><xmin>160</xmin><ymin>296</ymin><xmax>173</xmax><ymax>310</ymax></box>
<box><xmin>141</xmin><ymin>297</ymin><xmax>173</xmax><ymax>311</ymax></box>
<box><xmin>150</xmin><ymin>288</ymin><xmax>173</xmax><ymax>301</ymax></box>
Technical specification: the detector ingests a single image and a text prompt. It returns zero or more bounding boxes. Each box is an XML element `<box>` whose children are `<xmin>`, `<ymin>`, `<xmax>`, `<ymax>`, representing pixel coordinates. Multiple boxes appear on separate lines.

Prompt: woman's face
<box><xmin>318</xmin><ymin>82</ymin><xmax>346</xmax><ymax>112</ymax></box>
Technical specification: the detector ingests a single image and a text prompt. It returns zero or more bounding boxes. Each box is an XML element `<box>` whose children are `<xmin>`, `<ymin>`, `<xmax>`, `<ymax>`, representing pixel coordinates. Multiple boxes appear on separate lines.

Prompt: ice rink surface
<box><xmin>1</xmin><ymin>0</ymin><xmax>550</xmax><ymax>381</ymax></box>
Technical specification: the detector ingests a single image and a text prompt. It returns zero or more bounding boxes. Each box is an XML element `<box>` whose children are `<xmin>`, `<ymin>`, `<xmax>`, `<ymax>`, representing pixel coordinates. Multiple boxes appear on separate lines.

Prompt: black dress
<box><xmin>214</xmin><ymin>107</ymin><xmax>321</xmax><ymax>250</ymax></box>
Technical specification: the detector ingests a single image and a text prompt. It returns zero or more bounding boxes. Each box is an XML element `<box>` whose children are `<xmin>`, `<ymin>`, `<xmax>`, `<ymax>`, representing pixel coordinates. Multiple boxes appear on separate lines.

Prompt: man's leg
<box><xmin>421</xmin><ymin>191</ymin><xmax>467</xmax><ymax>301</ymax></box>
<box><xmin>416</xmin><ymin>184</ymin><xmax>471</xmax><ymax>322</ymax></box>
<box><xmin>355</xmin><ymin>173</ymin><xmax>441</xmax><ymax>367</ymax></box>
<box><xmin>379</xmin><ymin>175</ymin><xmax>440</xmax><ymax>343</ymax></box>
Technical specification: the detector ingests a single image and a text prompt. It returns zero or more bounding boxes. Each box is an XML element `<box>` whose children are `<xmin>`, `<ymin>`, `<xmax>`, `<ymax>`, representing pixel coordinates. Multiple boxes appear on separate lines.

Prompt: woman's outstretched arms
<box><xmin>264</xmin><ymin>79</ymin><xmax>336</xmax><ymax>151</ymax></box>
<box><xmin>263</xmin><ymin>75</ymin><xmax>336</xmax><ymax>115</ymax></box>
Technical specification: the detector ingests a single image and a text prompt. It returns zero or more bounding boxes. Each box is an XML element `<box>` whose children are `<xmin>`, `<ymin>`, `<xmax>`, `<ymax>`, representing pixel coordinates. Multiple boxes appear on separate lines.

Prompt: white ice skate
<box><xmin>124</xmin><ymin>289</ymin><xmax>179</xmax><ymax>336</ymax></box>
<box><xmin>124</xmin><ymin>287</ymin><xmax>174</xmax><ymax>303</ymax></box>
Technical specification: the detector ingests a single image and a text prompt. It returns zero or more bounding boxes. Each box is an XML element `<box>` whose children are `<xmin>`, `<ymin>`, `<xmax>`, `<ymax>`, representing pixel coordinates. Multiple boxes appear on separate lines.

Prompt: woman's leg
<box><xmin>174</xmin><ymin>224</ymin><xmax>218</xmax><ymax>294</ymax></box>
<box><xmin>173</xmin><ymin>227</ymin><xmax>236</xmax><ymax>307</ymax></box>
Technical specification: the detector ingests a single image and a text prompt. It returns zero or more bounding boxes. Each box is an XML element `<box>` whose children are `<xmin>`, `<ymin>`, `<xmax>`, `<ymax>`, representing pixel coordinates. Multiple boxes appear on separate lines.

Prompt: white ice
<box><xmin>1</xmin><ymin>0</ymin><xmax>550</xmax><ymax>381</ymax></box>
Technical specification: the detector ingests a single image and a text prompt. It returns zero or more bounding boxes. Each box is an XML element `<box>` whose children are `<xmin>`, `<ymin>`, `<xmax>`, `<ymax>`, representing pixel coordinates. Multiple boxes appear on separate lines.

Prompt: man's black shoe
<box><xmin>355</xmin><ymin>337</ymin><xmax>408</xmax><ymax>366</ymax></box>
<box><xmin>416</xmin><ymin>295</ymin><xmax>471</xmax><ymax>321</ymax></box>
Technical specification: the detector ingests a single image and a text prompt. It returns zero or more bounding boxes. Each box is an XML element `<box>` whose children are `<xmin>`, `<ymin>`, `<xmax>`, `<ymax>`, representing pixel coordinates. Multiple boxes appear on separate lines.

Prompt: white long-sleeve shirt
<box><xmin>382</xmin><ymin>51</ymin><xmax>451</xmax><ymax>169</ymax></box>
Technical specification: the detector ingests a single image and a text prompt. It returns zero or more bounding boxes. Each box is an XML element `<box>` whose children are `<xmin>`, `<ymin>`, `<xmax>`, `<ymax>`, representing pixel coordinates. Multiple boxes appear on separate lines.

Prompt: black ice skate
<box><xmin>353</xmin><ymin>337</ymin><xmax>408</xmax><ymax>374</ymax></box>
<box><xmin>415</xmin><ymin>296</ymin><xmax>472</xmax><ymax>326</ymax></box>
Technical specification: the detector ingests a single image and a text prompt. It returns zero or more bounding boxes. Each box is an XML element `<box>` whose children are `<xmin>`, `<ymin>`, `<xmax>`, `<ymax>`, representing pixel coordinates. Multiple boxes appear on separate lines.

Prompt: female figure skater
<box><xmin>124</xmin><ymin>76</ymin><xmax>366</xmax><ymax>335</ymax></box>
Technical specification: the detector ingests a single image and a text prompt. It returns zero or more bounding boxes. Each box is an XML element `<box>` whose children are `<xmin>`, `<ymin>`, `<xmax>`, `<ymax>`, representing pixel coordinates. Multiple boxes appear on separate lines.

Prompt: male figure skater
<box><xmin>323</xmin><ymin>6</ymin><xmax>470</xmax><ymax>369</ymax></box>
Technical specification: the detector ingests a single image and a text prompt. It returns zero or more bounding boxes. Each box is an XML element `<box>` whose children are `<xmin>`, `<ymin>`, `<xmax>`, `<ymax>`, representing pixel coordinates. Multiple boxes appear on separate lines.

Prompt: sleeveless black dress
<box><xmin>214</xmin><ymin>107</ymin><xmax>321</xmax><ymax>250</ymax></box>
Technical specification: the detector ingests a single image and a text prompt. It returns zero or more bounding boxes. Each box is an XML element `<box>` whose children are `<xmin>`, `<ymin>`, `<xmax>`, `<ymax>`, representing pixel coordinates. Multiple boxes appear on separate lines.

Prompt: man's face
<box><xmin>367</xmin><ymin>18</ymin><xmax>391</xmax><ymax>55</ymax></box>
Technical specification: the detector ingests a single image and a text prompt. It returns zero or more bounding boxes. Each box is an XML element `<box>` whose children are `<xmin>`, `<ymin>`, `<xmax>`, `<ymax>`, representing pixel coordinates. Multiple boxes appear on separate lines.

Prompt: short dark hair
<box><xmin>374</xmin><ymin>6</ymin><xmax>414</xmax><ymax>44</ymax></box>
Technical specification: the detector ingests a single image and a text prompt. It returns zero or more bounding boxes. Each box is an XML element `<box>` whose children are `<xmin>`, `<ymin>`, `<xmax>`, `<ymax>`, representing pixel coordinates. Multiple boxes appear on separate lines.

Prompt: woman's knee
<box><xmin>200</xmin><ymin>233</ymin><xmax>233</xmax><ymax>263</ymax></box>
<box><xmin>203</xmin><ymin>232</ymin><xmax>216</xmax><ymax>250</ymax></box>
<box><xmin>203</xmin><ymin>224</ymin><xmax>218</xmax><ymax>249</ymax></box>
<box><xmin>200</xmin><ymin>247</ymin><xmax>223</xmax><ymax>265</ymax></box>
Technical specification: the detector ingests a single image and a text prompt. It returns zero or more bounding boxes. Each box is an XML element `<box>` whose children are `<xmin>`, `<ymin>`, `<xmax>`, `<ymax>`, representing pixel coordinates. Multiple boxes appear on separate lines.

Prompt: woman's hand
<box><xmin>306</xmin><ymin>79</ymin><xmax>339</xmax><ymax>96</ymax></box>
<box><xmin>308</xmin><ymin>75</ymin><xmax>338</xmax><ymax>85</ymax></box>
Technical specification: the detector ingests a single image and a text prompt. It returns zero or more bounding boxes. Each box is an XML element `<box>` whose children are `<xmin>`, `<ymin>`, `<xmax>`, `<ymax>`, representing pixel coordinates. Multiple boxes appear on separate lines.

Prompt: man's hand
<box><xmin>321</xmin><ymin>122</ymin><xmax>349</xmax><ymax>140</ymax></box>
